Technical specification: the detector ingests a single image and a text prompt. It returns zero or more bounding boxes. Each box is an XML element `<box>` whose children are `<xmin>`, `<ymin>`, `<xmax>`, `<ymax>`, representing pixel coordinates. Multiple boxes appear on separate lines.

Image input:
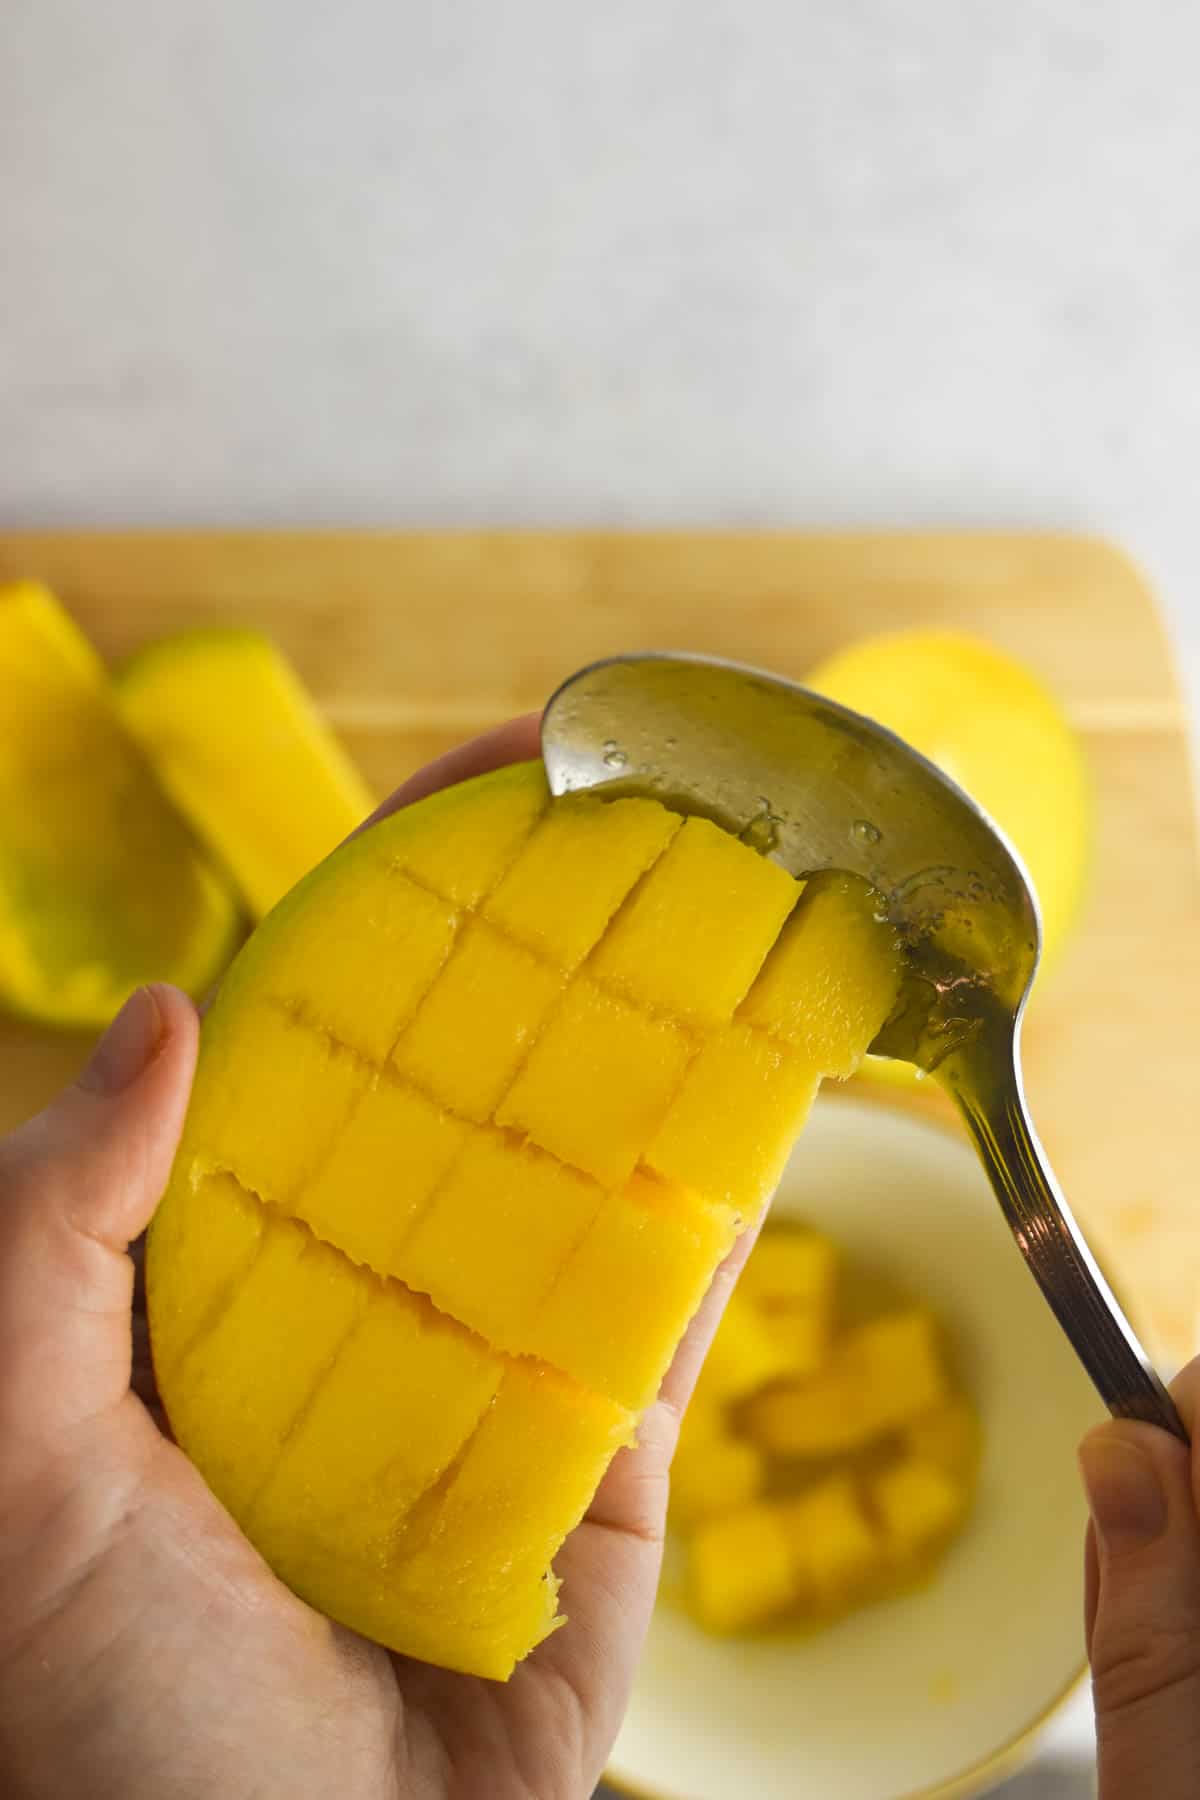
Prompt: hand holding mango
<box><xmin>0</xmin><ymin>722</ymin><xmax>799</xmax><ymax>1798</ymax></box>
<box><xmin>0</xmin><ymin>607</ymin><xmax>1190</xmax><ymax>1800</ymax></box>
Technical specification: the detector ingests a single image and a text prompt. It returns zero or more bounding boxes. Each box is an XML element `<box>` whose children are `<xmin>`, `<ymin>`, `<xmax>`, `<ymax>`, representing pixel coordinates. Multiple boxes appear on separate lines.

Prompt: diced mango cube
<box><xmin>738</xmin><ymin>871</ymin><xmax>902</xmax><ymax>1077</ymax></box>
<box><xmin>870</xmin><ymin>1456</ymin><xmax>967</xmax><ymax>1561</ymax></box>
<box><xmin>742</xmin><ymin>1366</ymin><xmax>868</xmax><ymax>1458</ymax></box>
<box><xmin>247</xmin><ymin>1283</ymin><xmax>502</xmax><ymax>1563</ymax></box>
<box><xmin>185</xmin><ymin>1004</ymin><xmax>364</xmax><ymax>1205</ymax></box>
<box><xmin>688</xmin><ymin>1502</ymin><xmax>797</xmax><ymax>1634</ymax></box>
<box><xmin>742</xmin><ymin>1310</ymin><xmax>950</xmax><ymax>1456</ymax></box>
<box><xmin>671</xmin><ymin>1436</ymin><xmax>765</xmax><ymax>1526</ymax></box>
<box><xmin>388</xmin><ymin>759</ymin><xmax>549</xmax><ymax>907</ymax></box>
<box><xmin>903</xmin><ymin>1398</ymin><xmax>982</xmax><ymax>1485</ymax></box>
<box><xmin>290</xmin><ymin>1078</ymin><xmax>469</xmax><ymax>1275</ymax></box>
<box><xmin>849</xmin><ymin>1310</ymin><xmax>950</xmax><ymax>1431</ymax></box>
<box><xmin>696</xmin><ymin>1288</ymin><xmax>796</xmax><ymax>1402</ymax></box>
<box><xmin>781</xmin><ymin>1473</ymin><xmax>885</xmax><ymax>1607</ymax></box>
<box><xmin>588</xmin><ymin>816</ymin><xmax>800</xmax><ymax>1025</ymax></box>
<box><xmin>646</xmin><ymin>1025</ymin><xmax>818</xmax><ymax>1210</ymax></box>
<box><xmin>165</xmin><ymin>1213</ymin><xmax>368</xmax><ymax>1518</ymax></box>
<box><xmin>484</xmin><ymin>793</ymin><xmax>680</xmax><ymax>969</ymax></box>
<box><xmin>258</xmin><ymin>863</ymin><xmax>458</xmax><ymax>1065</ymax></box>
<box><xmin>401</xmin><ymin>1133</ymin><xmax>603</xmax><ymax>1356</ymax></box>
<box><xmin>739</xmin><ymin>1231</ymin><xmax>838</xmax><ymax>1378</ymax></box>
<box><xmin>761</xmin><ymin>1306</ymin><xmax>830</xmax><ymax>1379</ymax></box>
<box><xmin>532</xmin><ymin>1174</ymin><xmax>741</xmax><ymax>1409</ymax></box>
<box><xmin>145</xmin><ymin>1170</ymin><xmax>265</xmax><ymax>1382</ymax></box>
<box><xmin>495</xmin><ymin>981</ymin><xmax>692</xmax><ymax>1188</ymax></box>
<box><xmin>740</xmin><ymin>1229</ymin><xmax>838</xmax><ymax>1313</ymax></box>
<box><xmin>393</xmin><ymin>922</ymin><xmax>564</xmax><ymax>1121</ymax></box>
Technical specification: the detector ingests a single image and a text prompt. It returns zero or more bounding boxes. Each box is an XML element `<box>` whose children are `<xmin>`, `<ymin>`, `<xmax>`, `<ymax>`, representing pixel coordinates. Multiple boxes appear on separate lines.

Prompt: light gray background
<box><xmin>8</xmin><ymin>2</ymin><xmax>1200</xmax><ymax>1790</ymax></box>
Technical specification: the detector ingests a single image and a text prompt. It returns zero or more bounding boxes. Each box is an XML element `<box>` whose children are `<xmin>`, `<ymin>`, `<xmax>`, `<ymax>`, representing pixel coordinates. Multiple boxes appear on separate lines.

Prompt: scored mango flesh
<box><xmin>117</xmin><ymin>628</ymin><xmax>373</xmax><ymax>917</ymax></box>
<box><xmin>0</xmin><ymin>582</ymin><xmax>239</xmax><ymax>1028</ymax></box>
<box><xmin>148</xmin><ymin>761</ymin><xmax>902</xmax><ymax>1679</ymax></box>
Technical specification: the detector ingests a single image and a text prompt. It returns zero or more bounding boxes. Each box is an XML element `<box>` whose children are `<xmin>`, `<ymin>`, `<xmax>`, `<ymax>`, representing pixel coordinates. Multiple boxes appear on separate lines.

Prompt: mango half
<box><xmin>117</xmin><ymin>628</ymin><xmax>373</xmax><ymax>918</ymax></box>
<box><xmin>0</xmin><ymin>583</ymin><xmax>239</xmax><ymax>1029</ymax></box>
<box><xmin>147</xmin><ymin>760</ymin><xmax>902</xmax><ymax>1679</ymax></box>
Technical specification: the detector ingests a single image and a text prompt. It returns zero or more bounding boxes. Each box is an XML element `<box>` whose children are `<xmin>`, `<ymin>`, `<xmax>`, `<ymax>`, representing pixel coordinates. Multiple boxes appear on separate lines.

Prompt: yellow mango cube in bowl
<box><xmin>743</xmin><ymin>1308</ymin><xmax>950</xmax><ymax>1458</ymax></box>
<box><xmin>614</xmin><ymin>1096</ymin><xmax>1101</xmax><ymax>1800</ymax></box>
<box><xmin>739</xmin><ymin>1227</ymin><xmax>838</xmax><ymax>1313</ymax></box>
<box><xmin>903</xmin><ymin>1396</ymin><xmax>982</xmax><ymax>1485</ymax></box>
<box><xmin>670</xmin><ymin>1214</ymin><xmax>978</xmax><ymax>1653</ymax></box>
<box><xmin>740</xmin><ymin>1227</ymin><xmax>838</xmax><ymax>1379</ymax></box>
<box><xmin>670</xmin><ymin>1436</ymin><xmax>766</xmax><ymax>1528</ymax></box>
<box><xmin>688</xmin><ymin>1503</ymin><xmax>798</xmax><ymax>1635</ymax></box>
<box><xmin>692</xmin><ymin>1288</ymin><xmax>796</xmax><ymax>1403</ymax></box>
<box><xmin>780</xmin><ymin>1474</ymin><xmax>886</xmax><ymax>1612</ymax></box>
<box><xmin>870</xmin><ymin>1455</ymin><xmax>969</xmax><ymax>1569</ymax></box>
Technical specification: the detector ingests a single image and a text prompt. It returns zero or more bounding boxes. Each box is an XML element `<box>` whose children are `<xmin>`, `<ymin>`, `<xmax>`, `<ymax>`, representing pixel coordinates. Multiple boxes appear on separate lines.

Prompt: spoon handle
<box><xmin>946</xmin><ymin>1026</ymin><xmax>1187</xmax><ymax>1441</ymax></box>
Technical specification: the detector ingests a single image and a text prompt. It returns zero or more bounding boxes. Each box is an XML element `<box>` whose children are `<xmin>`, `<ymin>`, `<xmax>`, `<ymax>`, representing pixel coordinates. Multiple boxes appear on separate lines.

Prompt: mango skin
<box><xmin>0</xmin><ymin>583</ymin><xmax>240</xmax><ymax>1029</ymax></box>
<box><xmin>148</xmin><ymin>759</ymin><xmax>900</xmax><ymax>1678</ymax></box>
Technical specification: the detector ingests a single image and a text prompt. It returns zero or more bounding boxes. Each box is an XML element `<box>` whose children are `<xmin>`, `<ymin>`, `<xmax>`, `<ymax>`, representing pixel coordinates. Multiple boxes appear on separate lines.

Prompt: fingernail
<box><xmin>1079</xmin><ymin>1432</ymin><xmax>1168</xmax><ymax>1553</ymax></box>
<box><xmin>80</xmin><ymin>986</ymin><xmax>165</xmax><ymax>1095</ymax></box>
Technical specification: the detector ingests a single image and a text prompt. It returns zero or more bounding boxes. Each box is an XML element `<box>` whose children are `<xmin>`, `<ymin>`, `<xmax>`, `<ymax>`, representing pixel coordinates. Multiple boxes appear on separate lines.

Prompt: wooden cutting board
<box><xmin>2</xmin><ymin>529</ymin><xmax>1197</xmax><ymax>1364</ymax></box>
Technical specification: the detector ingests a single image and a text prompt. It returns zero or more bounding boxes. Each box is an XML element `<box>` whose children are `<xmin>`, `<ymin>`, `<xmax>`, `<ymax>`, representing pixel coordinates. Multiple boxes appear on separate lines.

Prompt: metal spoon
<box><xmin>541</xmin><ymin>650</ymin><xmax>1185</xmax><ymax>1439</ymax></box>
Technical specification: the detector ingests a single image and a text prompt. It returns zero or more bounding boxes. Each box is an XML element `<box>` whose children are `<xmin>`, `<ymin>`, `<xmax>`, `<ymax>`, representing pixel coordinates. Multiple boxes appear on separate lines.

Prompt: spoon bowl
<box><xmin>541</xmin><ymin>650</ymin><xmax>1183</xmax><ymax>1436</ymax></box>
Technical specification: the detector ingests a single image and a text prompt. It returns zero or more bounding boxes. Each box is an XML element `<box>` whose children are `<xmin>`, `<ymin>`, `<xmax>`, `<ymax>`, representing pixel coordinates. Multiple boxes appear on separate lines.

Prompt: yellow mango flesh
<box><xmin>531</xmin><ymin>1174</ymin><xmax>741</xmax><ymax>1410</ymax></box>
<box><xmin>692</xmin><ymin>1288</ymin><xmax>797</xmax><ymax>1404</ymax></box>
<box><xmin>670</xmin><ymin>1436</ymin><xmax>765</xmax><ymax>1527</ymax></box>
<box><xmin>0</xmin><ymin>582</ymin><xmax>239</xmax><ymax>1028</ymax></box>
<box><xmin>902</xmin><ymin>1396</ymin><xmax>982</xmax><ymax>1484</ymax></box>
<box><xmin>743</xmin><ymin>1309</ymin><xmax>949</xmax><ymax>1457</ymax></box>
<box><xmin>688</xmin><ymin>1502</ymin><xmax>797</xmax><ymax>1634</ymax></box>
<box><xmin>149</xmin><ymin>759</ymin><xmax>900</xmax><ymax>1678</ymax></box>
<box><xmin>739</xmin><ymin>872</ymin><xmax>903</xmax><ymax>1078</ymax></box>
<box><xmin>675</xmin><ymin>1226</ymin><xmax>977</xmax><ymax>1639</ymax></box>
<box><xmin>116</xmin><ymin>628</ymin><xmax>373</xmax><ymax>917</ymax></box>
<box><xmin>870</xmin><ymin>1455</ymin><xmax>968</xmax><ymax>1568</ymax></box>
<box><xmin>739</xmin><ymin>1230</ymin><xmax>837</xmax><ymax>1379</ymax></box>
<box><xmin>781</xmin><ymin>1474</ymin><xmax>886</xmax><ymax>1607</ymax></box>
<box><xmin>587</xmin><ymin>815</ymin><xmax>799</xmax><ymax>1025</ymax></box>
<box><xmin>738</xmin><ymin>1229</ymin><xmax>838</xmax><ymax>1312</ymax></box>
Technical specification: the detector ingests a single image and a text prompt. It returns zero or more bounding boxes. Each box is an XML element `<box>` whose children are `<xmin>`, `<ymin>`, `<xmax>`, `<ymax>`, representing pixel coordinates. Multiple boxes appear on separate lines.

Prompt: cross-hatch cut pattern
<box><xmin>148</xmin><ymin>760</ymin><xmax>902</xmax><ymax>1679</ymax></box>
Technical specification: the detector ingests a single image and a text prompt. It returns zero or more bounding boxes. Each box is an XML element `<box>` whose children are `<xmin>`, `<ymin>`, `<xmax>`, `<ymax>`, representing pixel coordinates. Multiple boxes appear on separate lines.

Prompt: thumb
<box><xmin>1081</xmin><ymin>1416</ymin><xmax>1200</xmax><ymax>1797</ymax></box>
<box><xmin>0</xmin><ymin>984</ymin><xmax>198</xmax><ymax>1447</ymax></box>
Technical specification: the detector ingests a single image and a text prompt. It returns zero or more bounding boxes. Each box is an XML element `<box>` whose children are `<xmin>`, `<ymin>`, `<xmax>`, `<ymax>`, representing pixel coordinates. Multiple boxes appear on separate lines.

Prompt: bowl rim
<box><xmin>602</xmin><ymin>1660</ymin><xmax>1087</xmax><ymax>1800</ymax></box>
<box><xmin>603</xmin><ymin>1087</ymin><xmax>1095</xmax><ymax>1800</ymax></box>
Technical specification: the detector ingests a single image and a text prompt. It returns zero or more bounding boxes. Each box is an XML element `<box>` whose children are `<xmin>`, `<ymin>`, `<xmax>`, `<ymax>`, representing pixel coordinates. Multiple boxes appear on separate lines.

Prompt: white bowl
<box><xmin>607</xmin><ymin>1093</ymin><xmax>1102</xmax><ymax>1800</ymax></box>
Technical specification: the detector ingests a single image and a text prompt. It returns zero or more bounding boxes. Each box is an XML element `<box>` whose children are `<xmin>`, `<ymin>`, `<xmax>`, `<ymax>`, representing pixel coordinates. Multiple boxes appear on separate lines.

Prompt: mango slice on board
<box><xmin>148</xmin><ymin>758</ymin><xmax>902</xmax><ymax>1679</ymax></box>
<box><xmin>117</xmin><ymin>629</ymin><xmax>372</xmax><ymax>917</ymax></box>
<box><xmin>0</xmin><ymin>582</ymin><xmax>239</xmax><ymax>1029</ymax></box>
